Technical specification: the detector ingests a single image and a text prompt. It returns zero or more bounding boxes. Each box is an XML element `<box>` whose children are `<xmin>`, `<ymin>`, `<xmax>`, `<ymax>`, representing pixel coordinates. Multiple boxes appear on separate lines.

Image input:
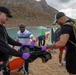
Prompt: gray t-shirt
<box><xmin>54</xmin><ymin>28</ymin><xmax>61</xmax><ymax>42</ymax></box>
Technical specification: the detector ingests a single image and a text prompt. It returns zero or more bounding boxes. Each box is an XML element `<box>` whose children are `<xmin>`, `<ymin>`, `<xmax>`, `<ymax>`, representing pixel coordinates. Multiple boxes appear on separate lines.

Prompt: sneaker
<box><xmin>23</xmin><ymin>72</ymin><xmax>29</xmax><ymax>75</ymax></box>
<box><xmin>62</xmin><ymin>61</ymin><xmax>66</xmax><ymax>66</ymax></box>
<box><xmin>58</xmin><ymin>63</ymin><xmax>62</xmax><ymax>66</ymax></box>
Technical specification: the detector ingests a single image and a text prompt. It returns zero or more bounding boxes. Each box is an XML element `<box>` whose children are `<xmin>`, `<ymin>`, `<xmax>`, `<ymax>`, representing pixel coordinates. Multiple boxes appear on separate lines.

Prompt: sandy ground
<box><xmin>9</xmin><ymin>37</ymin><xmax>68</xmax><ymax>75</ymax></box>
<box><xmin>10</xmin><ymin>48</ymin><xmax>68</xmax><ymax>75</ymax></box>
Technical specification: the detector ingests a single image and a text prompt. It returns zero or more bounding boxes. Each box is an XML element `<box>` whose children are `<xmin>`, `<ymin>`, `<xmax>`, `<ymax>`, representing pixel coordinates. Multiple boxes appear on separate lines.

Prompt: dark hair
<box><xmin>19</xmin><ymin>23</ymin><xmax>25</xmax><ymax>28</ymax></box>
<box><xmin>0</xmin><ymin>6</ymin><xmax>12</xmax><ymax>18</ymax></box>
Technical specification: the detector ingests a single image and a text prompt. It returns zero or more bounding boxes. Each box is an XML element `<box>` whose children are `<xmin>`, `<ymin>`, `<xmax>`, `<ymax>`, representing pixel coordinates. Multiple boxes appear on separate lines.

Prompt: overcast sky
<box><xmin>36</xmin><ymin>0</ymin><xmax>76</xmax><ymax>19</ymax></box>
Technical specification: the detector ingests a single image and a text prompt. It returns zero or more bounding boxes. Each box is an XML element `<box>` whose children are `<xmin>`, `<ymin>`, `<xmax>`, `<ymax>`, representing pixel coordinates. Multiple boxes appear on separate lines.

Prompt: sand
<box><xmin>9</xmin><ymin>35</ymin><xmax>69</xmax><ymax>75</ymax></box>
<box><xmin>10</xmin><ymin>49</ymin><xmax>68</xmax><ymax>75</ymax></box>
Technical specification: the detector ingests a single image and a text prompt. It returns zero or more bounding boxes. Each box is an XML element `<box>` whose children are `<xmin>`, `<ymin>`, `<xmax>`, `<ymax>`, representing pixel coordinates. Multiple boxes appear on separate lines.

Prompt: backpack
<box><xmin>64</xmin><ymin>22</ymin><xmax>76</xmax><ymax>47</ymax></box>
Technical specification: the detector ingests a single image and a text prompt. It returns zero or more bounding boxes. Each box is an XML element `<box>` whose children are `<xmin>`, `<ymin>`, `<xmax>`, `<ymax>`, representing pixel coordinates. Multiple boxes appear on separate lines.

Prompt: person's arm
<box><xmin>0</xmin><ymin>40</ymin><xmax>30</xmax><ymax>60</ymax></box>
<box><xmin>46</xmin><ymin>25</ymin><xmax>71</xmax><ymax>50</ymax></box>
<box><xmin>47</xmin><ymin>34</ymin><xmax>69</xmax><ymax>50</ymax></box>
<box><xmin>0</xmin><ymin>27</ymin><xmax>21</xmax><ymax>57</ymax></box>
<box><xmin>29</xmin><ymin>34</ymin><xmax>34</xmax><ymax>40</ymax></box>
<box><xmin>0</xmin><ymin>38</ymin><xmax>22</xmax><ymax>57</ymax></box>
<box><xmin>55</xmin><ymin>34</ymin><xmax>69</xmax><ymax>48</ymax></box>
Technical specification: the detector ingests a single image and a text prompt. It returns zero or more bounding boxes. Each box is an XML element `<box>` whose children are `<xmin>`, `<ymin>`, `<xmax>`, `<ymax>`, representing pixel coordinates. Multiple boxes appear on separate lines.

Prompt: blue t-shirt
<box><xmin>38</xmin><ymin>35</ymin><xmax>45</xmax><ymax>41</ymax></box>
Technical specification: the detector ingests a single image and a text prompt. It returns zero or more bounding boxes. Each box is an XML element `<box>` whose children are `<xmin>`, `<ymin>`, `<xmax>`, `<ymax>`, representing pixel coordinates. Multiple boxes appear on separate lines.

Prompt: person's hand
<box><xmin>41</xmin><ymin>46</ymin><xmax>47</xmax><ymax>51</ymax></box>
<box><xmin>21</xmin><ymin>41</ymin><xmax>35</xmax><ymax>49</ymax></box>
<box><xmin>30</xmin><ymin>41</ymin><xmax>35</xmax><ymax>48</ymax></box>
<box><xmin>22</xmin><ymin>52</ymin><xmax>30</xmax><ymax>60</ymax></box>
<box><xmin>21</xmin><ymin>44</ymin><xmax>27</xmax><ymax>47</ymax></box>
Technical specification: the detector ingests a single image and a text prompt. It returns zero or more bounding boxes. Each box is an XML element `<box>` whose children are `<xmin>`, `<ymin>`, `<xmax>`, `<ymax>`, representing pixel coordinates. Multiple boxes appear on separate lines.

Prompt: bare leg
<box><xmin>59</xmin><ymin>50</ymin><xmax>63</xmax><ymax>64</ymax></box>
<box><xmin>63</xmin><ymin>49</ymin><xmax>66</xmax><ymax>61</ymax></box>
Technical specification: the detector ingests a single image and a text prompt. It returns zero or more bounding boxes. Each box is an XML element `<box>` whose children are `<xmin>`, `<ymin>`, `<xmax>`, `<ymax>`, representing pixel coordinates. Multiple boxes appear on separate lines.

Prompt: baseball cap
<box><xmin>0</xmin><ymin>6</ymin><xmax>13</xmax><ymax>18</ymax></box>
<box><xmin>53</xmin><ymin>12</ymin><xmax>65</xmax><ymax>23</ymax></box>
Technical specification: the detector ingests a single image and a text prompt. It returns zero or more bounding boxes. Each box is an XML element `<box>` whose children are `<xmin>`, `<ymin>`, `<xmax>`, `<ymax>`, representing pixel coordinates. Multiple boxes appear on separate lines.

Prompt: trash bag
<box><xmin>19</xmin><ymin>45</ymin><xmax>52</xmax><ymax>63</ymax></box>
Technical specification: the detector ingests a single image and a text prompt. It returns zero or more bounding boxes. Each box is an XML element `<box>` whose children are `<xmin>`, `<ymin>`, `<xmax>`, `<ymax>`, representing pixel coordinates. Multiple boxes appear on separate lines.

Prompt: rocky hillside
<box><xmin>0</xmin><ymin>0</ymin><xmax>58</xmax><ymax>28</ymax></box>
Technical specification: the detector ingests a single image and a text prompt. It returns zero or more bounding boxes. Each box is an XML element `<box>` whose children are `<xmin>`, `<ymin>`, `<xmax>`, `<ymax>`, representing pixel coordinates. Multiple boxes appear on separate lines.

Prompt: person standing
<box><xmin>17</xmin><ymin>23</ymin><xmax>34</xmax><ymax>75</ymax></box>
<box><xmin>46</xmin><ymin>12</ymin><xmax>76</xmax><ymax>75</ymax></box>
<box><xmin>0</xmin><ymin>6</ymin><xmax>31</xmax><ymax>75</ymax></box>
<box><xmin>38</xmin><ymin>35</ymin><xmax>46</xmax><ymax>46</ymax></box>
<box><xmin>54</xmin><ymin>25</ymin><xmax>66</xmax><ymax>66</ymax></box>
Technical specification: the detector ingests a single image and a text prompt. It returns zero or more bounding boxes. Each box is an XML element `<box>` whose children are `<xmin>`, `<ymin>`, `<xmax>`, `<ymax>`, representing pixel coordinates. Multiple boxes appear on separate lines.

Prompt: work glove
<box><xmin>21</xmin><ymin>41</ymin><xmax>35</xmax><ymax>49</ymax></box>
<box><xmin>22</xmin><ymin>52</ymin><xmax>30</xmax><ymax>60</ymax></box>
<box><xmin>30</xmin><ymin>41</ymin><xmax>35</xmax><ymax>48</ymax></box>
<box><xmin>19</xmin><ymin>45</ymin><xmax>52</xmax><ymax>63</ymax></box>
<box><xmin>41</xmin><ymin>46</ymin><xmax>47</xmax><ymax>51</ymax></box>
<box><xmin>21</xmin><ymin>44</ymin><xmax>27</xmax><ymax>47</ymax></box>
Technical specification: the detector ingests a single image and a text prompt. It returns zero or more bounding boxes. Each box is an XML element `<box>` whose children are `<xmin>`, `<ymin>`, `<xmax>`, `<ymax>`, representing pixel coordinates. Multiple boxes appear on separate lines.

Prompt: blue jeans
<box><xmin>24</xmin><ymin>62</ymin><xmax>29</xmax><ymax>72</ymax></box>
<box><xmin>38</xmin><ymin>40</ymin><xmax>42</xmax><ymax>46</ymax></box>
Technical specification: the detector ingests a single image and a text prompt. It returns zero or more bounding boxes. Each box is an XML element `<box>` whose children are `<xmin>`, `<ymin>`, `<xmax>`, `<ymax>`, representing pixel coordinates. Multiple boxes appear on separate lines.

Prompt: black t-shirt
<box><xmin>61</xmin><ymin>23</ymin><xmax>76</xmax><ymax>53</ymax></box>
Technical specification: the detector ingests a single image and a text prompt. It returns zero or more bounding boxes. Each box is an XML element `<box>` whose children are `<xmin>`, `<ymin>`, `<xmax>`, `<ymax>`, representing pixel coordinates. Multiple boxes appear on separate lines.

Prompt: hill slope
<box><xmin>0</xmin><ymin>0</ymin><xmax>58</xmax><ymax>28</ymax></box>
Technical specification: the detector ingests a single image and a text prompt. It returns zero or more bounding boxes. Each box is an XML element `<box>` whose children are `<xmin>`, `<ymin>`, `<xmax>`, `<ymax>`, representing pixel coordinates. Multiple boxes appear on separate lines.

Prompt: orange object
<box><xmin>9</xmin><ymin>57</ymin><xmax>24</xmax><ymax>71</ymax></box>
<box><xmin>46</xmin><ymin>33</ymin><xmax>50</xmax><ymax>38</ymax></box>
<box><xmin>35</xmin><ymin>36</ymin><xmax>38</xmax><ymax>42</ymax></box>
